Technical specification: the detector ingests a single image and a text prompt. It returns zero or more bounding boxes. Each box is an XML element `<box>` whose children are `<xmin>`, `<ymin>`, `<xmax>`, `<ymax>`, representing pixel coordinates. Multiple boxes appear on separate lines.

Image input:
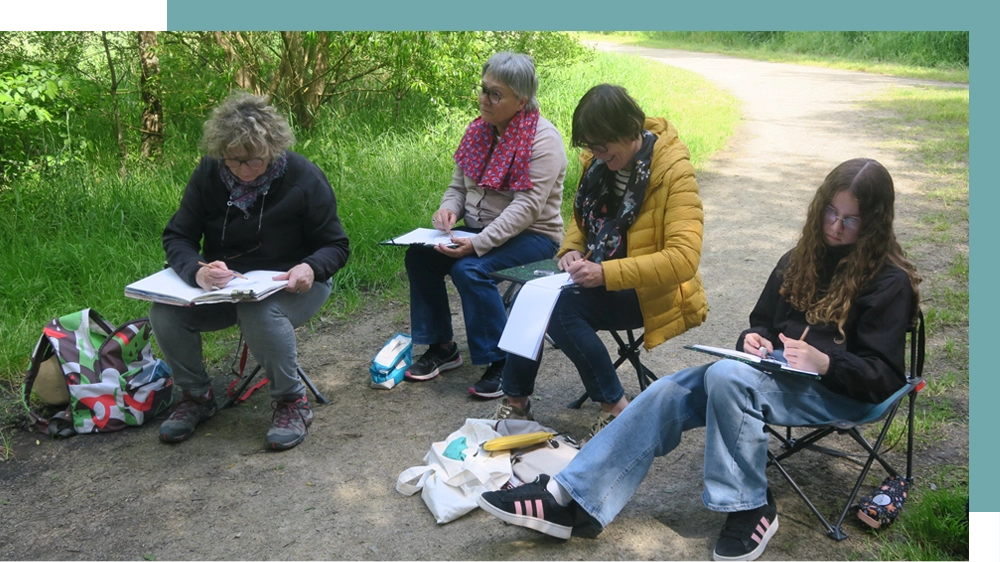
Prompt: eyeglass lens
<box><xmin>824</xmin><ymin>207</ymin><xmax>861</xmax><ymax>231</ymax></box>
<box><xmin>224</xmin><ymin>158</ymin><xmax>265</xmax><ymax>169</ymax></box>
<box><xmin>478</xmin><ymin>85</ymin><xmax>501</xmax><ymax>105</ymax></box>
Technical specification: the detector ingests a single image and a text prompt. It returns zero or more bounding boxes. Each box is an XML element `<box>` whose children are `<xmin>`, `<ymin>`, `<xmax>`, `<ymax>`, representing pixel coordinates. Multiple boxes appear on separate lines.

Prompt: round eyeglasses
<box><xmin>476</xmin><ymin>84</ymin><xmax>503</xmax><ymax>105</ymax></box>
<box><xmin>823</xmin><ymin>206</ymin><xmax>861</xmax><ymax>232</ymax></box>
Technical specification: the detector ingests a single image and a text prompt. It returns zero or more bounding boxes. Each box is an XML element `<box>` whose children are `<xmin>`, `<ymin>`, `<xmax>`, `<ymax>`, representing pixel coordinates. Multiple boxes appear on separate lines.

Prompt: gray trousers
<box><xmin>149</xmin><ymin>279</ymin><xmax>331</xmax><ymax>399</ymax></box>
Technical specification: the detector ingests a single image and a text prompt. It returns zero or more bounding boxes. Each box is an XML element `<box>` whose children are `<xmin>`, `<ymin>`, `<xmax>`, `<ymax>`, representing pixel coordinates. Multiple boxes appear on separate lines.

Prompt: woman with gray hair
<box><xmin>403</xmin><ymin>52</ymin><xmax>567</xmax><ymax>399</ymax></box>
<box><xmin>149</xmin><ymin>91</ymin><xmax>349</xmax><ymax>451</ymax></box>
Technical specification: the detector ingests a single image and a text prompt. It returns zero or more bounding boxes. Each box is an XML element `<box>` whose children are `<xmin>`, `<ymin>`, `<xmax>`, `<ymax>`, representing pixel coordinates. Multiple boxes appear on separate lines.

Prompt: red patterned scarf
<box><xmin>453</xmin><ymin>109</ymin><xmax>539</xmax><ymax>191</ymax></box>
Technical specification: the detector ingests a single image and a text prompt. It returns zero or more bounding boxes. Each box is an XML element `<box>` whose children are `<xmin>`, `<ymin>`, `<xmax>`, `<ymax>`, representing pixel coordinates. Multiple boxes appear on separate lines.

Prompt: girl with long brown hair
<box><xmin>477</xmin><ymin>158</ymin><xmax>921</xmax><ymax>562</ymax></box>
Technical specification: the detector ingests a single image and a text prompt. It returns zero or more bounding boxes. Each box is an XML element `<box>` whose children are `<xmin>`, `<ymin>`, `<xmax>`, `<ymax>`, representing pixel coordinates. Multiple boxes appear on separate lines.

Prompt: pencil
<box><xmin>799</xmin><ymin>326</ymin><xmax>810</xmax><ymax>341</ymax></box>
<box><xmin>581</xmin><ymin>249</ymin><xmax>593</xmax><ymax>261</ymax></box>
<box><xmin>198</xmin><ymin>261</ymin><xmax>248</xmax><ymax>280</ymax></box>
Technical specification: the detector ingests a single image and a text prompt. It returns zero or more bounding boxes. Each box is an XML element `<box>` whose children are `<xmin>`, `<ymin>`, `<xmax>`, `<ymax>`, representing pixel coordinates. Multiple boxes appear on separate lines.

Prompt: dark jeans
<box><xmin>405</xmin><ymin>230</ymin><xmax>558</xmax><ymax>365</ymax></box>
<box><xmin>501</xmin><ymin>285</ymin><xmax>643</xmax><ymax>404</ymax></box>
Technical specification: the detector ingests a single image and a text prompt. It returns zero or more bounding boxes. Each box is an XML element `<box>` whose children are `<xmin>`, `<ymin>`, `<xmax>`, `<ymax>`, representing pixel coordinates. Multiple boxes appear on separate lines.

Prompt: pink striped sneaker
<box><xmin>713</xmin><ymin>489</ymin><xmax>779</xmax><ymax>561</ymax></box>
<box><xmin>477</xmin><ymin>474</ymin><xmax>575</xmax><ymax>539</ymax></box>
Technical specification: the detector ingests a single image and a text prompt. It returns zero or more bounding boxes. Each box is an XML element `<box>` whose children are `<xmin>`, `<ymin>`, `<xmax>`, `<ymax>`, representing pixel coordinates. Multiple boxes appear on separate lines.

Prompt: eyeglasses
<box><xmin>823</xmin><ymin>206</ymin><xmax>861</xmax><ymax>232</ymax></box>
<box><xmin>476</xmin><ymin>84</ymin><xmax>503</xmax><ymax>105</ymax></box>
<box><xmin>580</xmin><ymin>141</ymin><xmax>609</xmax><ymax>154</ymax></box>
<box><xmin>223</xmin><ymin>157</ymin><xmax>266</xmax><ymax>171</ymax></box>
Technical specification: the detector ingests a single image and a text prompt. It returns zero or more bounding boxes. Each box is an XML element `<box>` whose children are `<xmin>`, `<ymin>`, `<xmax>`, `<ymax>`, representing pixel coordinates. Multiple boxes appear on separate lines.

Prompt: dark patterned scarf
<box><xmin>453</xmin><ymin>109</ymin><xmax>539</xmax><ymax>191</ymax></box>
<box><xmin>575</xmin><ymin>131</ymin><xmax>656</xmax><ymax>263</ymax></box>
<box><xmin>219</xmin><ymin>152</ymin><xmax>288</xmax><ymax>216</ymax></box>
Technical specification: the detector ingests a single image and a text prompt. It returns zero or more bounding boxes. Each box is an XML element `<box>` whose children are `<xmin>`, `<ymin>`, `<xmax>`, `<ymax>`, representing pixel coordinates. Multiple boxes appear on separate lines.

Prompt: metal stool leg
<box><xmin>223</xmin><ymin>365</ymin><xmax>328</xmax><ymax>408</ymax></box>
<box><xmin>299</xmin><ymin>366</ymin><xmax>328</xmax><ymax>404</ymax></box>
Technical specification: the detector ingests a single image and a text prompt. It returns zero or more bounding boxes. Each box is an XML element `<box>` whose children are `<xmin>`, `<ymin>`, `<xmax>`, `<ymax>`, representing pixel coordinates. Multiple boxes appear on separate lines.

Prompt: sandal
<box><xmin>856</xmin><ymin>475</ymin><xmax>909</xmax><ymax>529</ymax></box>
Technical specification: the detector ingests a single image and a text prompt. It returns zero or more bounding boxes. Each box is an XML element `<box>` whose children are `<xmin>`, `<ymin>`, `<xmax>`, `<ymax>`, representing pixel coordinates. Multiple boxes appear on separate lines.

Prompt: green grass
<box><xmin>579</xmin><ymin>32</ymin><xmax>969</xmax><ymax>83</ymax></box>
<box><xmin>871</xmin><ymin>466</ymin><xmax>970</xmax><ymax>561</ymax></box>
<box><xmin>848</xmin><ymin>56</ymin><xmax>968</xmax><ymax>562</ymax></box>
<box><xmin>0</xmin><ymin>49</ymin><xmax>739</xmax><ymax>391</ymax></box>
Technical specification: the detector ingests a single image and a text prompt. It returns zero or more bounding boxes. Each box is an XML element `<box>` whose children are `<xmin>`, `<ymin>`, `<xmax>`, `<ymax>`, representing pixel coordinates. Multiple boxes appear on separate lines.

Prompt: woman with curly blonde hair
<box><xmin>149</xmin><ymin>92</ymin><xmax>349</xmax><ymax>451</ymax></box>
<box><xmin>478</xmin><ymin>158</ymin><xmax>920</xmax><ymax>562</ymax></box>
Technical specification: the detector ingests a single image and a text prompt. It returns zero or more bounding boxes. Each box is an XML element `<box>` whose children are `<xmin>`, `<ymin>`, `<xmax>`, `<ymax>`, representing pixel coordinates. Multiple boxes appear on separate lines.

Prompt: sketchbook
<box><xmin>125</xmin><ymin>267</ymin><xmax>288</xmax><ymax>307</ymax></box>
<box><xmin>683</xmin><ymin>344</ymin><xmax>821</xmax><ymax>380</ymax></box>
<box><xmin>380</xmin><ymin>227</ymin><xmax>475</xmax><ymax>248</ymax></box>
<box><xmin>498</xmin><ymin>272</ymin><xmax>574</xmax><ymax>361</ymax></box>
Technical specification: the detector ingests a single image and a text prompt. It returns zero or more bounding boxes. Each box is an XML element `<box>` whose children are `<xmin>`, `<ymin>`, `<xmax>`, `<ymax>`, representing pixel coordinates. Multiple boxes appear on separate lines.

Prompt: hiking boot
<box><xmin>713</xmin><ymin>489</ymin><xmax>779</xmax><ymax>561</ymax></box>
<box><xmin>477</xmin><ymin>474</ymin><xmax>575</xmax><ymax>539</ymax></box>
<box><xmin>159</xmin><ymin>389</ymin><xmax>217</xmax><ymax>443</ymax></box>
<box><xmin>493</xmin><ymin>397</ymin><xmax>533</xmax><ymax>421</ymax></box>
<box><xmin>404</xmin><ymin>342</ymin><xmax>462</xmax><ymax>381</ymax></box>
<box><xmin>266</xmin><ymin>395</ymin><xmax>313</xmax><ymax>451</ymax></box>
<box><xmin>469</xmin><ymin>359</ymin><xmax>505</xmax><ymax>399</ymax></box>
<box><xmin>586</xmin><ymin>412</ymin><xmax>617</xmax><ymax>441</ymax></box>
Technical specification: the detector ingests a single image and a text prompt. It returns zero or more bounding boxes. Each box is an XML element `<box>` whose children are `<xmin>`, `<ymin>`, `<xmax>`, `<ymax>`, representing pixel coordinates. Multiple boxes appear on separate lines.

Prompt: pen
<box><xmin>198</xmin><ymin>261</ymin><xmax>248</xmax><ymax>280</ymax></box>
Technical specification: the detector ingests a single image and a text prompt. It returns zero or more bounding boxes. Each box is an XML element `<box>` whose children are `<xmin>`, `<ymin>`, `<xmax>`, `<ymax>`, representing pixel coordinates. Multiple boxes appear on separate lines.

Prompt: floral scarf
<box><xmin>219</xmin><ymin>152</ymin><xmax>288</xmax><ymax>216</ymax></box>
<box><xmin>575</xmin><ymin>131</ymin><xmax>656</xmax><ymax>263</ymax></box>
<box><xmin>453</xmin><ymin>109</ymin><xmax>539</xmax><ymax>191</ymax></box>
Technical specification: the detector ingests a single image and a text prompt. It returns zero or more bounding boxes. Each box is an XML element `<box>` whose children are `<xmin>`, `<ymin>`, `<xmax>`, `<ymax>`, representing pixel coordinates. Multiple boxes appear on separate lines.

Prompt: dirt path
<box><xmin>0</xmin><ymin>46</ymin><xmax>967</xmax><ymax>561</ymax></box>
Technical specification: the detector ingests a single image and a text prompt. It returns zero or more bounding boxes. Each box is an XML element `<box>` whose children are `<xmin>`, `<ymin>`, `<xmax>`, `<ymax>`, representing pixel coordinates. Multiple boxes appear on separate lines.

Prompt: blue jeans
<box><xmin>502</xmin><ymin>286</ymin><xmax>643</xmax><ymax>404</ymax></box>
<box><xmin>405</xmin><ymin>230</ymin><xmax>558</xmax><ymax>365</ymax></box>
<box><xmin>553</xmin><ymin>353</ymin><xmax>879</xmax><ymax>528</ymax></box>
<box><xmin>149</xmin><ymin>279</ymin><xmax>331</xmax><ymax>400</ymax></box>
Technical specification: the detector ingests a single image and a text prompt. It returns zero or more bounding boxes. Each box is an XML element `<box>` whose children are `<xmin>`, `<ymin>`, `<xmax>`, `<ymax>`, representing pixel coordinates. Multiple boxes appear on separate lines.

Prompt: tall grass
<box><xmin>0</xmin><ymin>50</ymin><xmax>740</xmax><ymax>388</ymax></box>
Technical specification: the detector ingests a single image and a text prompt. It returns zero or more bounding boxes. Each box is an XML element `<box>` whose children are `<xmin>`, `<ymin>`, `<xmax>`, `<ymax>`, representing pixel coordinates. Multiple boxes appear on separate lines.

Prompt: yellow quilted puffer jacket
<box><xmin>559</xmin><ymin>117</ymin><xmax>707</xmax><ymax>350</ymax></box>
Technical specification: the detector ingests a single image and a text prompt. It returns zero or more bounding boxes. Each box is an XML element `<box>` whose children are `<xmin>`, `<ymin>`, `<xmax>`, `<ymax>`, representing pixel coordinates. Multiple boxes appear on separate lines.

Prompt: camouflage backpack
<box><xmin>22</xmin><ymin>308</ymin><xmax>174</xmax><ymax>437</ymax></box>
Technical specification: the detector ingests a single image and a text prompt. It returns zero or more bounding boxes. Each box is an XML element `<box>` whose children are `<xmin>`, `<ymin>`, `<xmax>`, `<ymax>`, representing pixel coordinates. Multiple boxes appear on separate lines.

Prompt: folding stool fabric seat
<box><xmin>765</xmin><ymin>310</ymin><xmax>925</xmax><ymax>540</ymax></box>
<box><xmin>222</xmin><ymin>332</ymin><xmax>329</xmax><ymax>409</ymax></box>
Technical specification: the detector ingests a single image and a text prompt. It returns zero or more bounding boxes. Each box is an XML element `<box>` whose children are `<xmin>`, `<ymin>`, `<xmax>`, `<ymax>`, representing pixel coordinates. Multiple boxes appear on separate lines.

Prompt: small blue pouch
<box><xmin>370</xmin><ymin>333</ymin><xmax>413</xmax><ymax>389</ymax></box>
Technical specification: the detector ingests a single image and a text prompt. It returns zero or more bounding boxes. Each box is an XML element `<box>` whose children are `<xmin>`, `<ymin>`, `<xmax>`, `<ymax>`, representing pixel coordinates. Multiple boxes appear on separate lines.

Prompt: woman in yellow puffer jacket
<box><xmin>495</xmin><ymin>84</ymin><xmax>707</xmax><ymax>435</ymax></box>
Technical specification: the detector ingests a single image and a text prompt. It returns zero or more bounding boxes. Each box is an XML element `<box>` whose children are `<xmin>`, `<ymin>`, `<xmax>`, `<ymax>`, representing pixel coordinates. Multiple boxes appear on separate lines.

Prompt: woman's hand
<box><xmin>566</xmin><ymin>259</ymin><xmax>605</xmax><ymax>288</ymax></box>
<box><xmin>435</xmin><ymin>236</ymin><xmax>475</xmax><ymax>258</ymax></box>
<box><xmin>275</xmin><ymin>263</ymin><xmax>315</xmax><ymax>294</ymax></box>
<box><xmin>778</xmin><ymin>332</ymin><xmax>830</xmax><ymax>375</ymax></box>
<box><xmin>558</xmin><ymin>250</ymin><xmax>584</xmax><ymax>272</ymax></box>
<box><xmin>743</xmin><ymin>333</ymin><xmax>772</xmax><ymax>358</ymax></box>
<box><xmin>196</xmin><ymin>261</ymin><xmax>234</xmax><ymax>291</ymax></box>
<box><xmin>432</xmin><ymin>209</ymin><xmax>458</xmax><ymax>233</ymax></box>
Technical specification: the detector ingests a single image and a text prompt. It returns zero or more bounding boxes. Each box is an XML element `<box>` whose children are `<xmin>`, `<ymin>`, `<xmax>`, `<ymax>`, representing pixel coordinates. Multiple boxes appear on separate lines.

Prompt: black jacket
<box><xmin>163</xmin><ymin>151</ymin><xmax>350</xmax><ymax>286</ymax></box>
<box><xmin>736</xmin><ymin>248</ymin><xmax>914</xmax><ymax>404</ymax></box>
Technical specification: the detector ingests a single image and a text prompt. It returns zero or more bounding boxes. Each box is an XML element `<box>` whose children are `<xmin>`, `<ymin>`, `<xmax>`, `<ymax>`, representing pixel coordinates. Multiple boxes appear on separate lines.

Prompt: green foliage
<box><xmin>0</xmin><ymin>62</ymin><xmax>76</xmax><ymax>183</ymax></box>
<box><xmin>875</xmin><ymin>472</ymin><xmax>969</xmax><ymax>560</ymax></box>
<box><xmin>637</xmin><ymin>32</ymin><xmax>969</xmax><ymax>69</ymax></box>
<box><xmin>0</xmin><ymin>47</ymin><xmax>740</xmax><ymax>389</ymax></box>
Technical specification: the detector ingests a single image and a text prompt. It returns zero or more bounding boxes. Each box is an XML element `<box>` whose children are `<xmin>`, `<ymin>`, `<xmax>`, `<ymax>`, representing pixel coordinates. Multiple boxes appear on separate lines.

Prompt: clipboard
<box><xmin>684</xmin><ymin>344</ymin><xmax>821</xmax><ymax>380</ymax></box>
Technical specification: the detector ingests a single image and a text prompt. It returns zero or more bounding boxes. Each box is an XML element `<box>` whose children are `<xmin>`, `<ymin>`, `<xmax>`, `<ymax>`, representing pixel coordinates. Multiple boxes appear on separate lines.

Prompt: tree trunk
<box><xmin>137</xmin><ymin>31</ymin><xmax>163</xmax><ymax>159</ymax></box>
<box><xmin>101</xmin><ymin>31</ymin><xmax>128</xmax><ymax>170</ymax></box>
<box><xmin>101</xmin><ymin>31</ymin><xmax>126</xmax><ymax>167</ymax></box>
<box><xmin>213</xmin><ymin>31</ymin><xmax>260</xmax><ymax>94</ymax></box>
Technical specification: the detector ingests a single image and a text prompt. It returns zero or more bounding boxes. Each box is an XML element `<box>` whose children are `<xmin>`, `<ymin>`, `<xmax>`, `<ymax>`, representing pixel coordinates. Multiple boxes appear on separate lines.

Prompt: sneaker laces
<box><xmin>494</xmin><ymin>401</ymin><xmax>514</xmax><ymax>420</ymax></box>
<box><xmin>588</xmin><ymin>413</ymin><xmax>616</xmax><ymax>438</ymax></box>
<box><xmin>169</xmin><ymin>391</ymin><xmax>209</xmax><ymax>419</ymax></box>
<box><xmin>271</xmin><ymin>398</ymin><xmax>307</xmax><ymax>429</ymax></box>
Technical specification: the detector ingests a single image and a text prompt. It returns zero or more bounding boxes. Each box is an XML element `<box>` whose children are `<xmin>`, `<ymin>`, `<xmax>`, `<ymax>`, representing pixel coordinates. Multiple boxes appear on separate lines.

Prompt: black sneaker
<box><xmin>469</xmin><ymin>359</ymin><xmax>505</xmax><ymax>399</ymax></box>
<box><xmin>405</xmin><ymin>342</ymin><xmax>462</xmax><ymax>381</ymax></box>
<box><xmin>713</xmin><ymin>489</ymin><xmax>779</xmax><ymax>561</ymax></box>
<box><xmin>477</xmin><ymin>474</ymin><xmax>575</xmax><ymax>539</ymax></box>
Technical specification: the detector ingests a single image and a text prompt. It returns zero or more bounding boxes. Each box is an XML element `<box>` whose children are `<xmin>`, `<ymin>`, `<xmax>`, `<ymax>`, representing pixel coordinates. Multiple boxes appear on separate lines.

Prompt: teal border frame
<box><xmin>0</xmin><ymin>0</ymin><xmax>984</xmax><ymax>556</ymax></box>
